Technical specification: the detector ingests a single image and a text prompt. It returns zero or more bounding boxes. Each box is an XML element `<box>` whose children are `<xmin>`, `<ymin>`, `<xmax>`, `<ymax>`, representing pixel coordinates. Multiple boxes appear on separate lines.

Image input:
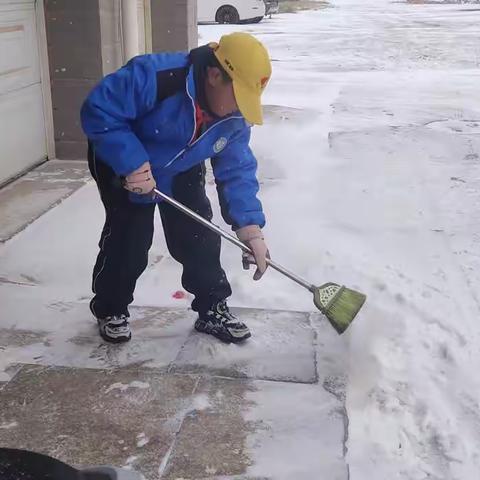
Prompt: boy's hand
<box><xmin>236</xmin><ymin>225</ymin><xmax>269</xmax><ymax>281</ymax></box>
<box><xmin>124</xmin><ymin>162</ymin><xmax>156</xmax><ymax>195</ymax></box>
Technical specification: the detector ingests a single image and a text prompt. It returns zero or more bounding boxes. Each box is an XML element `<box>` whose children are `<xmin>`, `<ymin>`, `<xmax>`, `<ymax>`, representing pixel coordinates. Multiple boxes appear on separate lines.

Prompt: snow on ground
<box><xmin>199</xmin><ymin>2</ymin><xmax>480</xmax><ymax>477</ymax></box>
<box><xmin>1</xmin><ymin>0</ymin><xmax>480</xmax><ymax>478</ymax></box>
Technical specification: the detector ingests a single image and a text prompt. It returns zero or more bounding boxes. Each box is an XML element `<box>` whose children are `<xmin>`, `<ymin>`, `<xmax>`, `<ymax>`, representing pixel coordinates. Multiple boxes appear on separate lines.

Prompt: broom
<box><xmin>153</xmin><ymin>188</ymin><xmax>366</xmax><ymax>334</ymax></box>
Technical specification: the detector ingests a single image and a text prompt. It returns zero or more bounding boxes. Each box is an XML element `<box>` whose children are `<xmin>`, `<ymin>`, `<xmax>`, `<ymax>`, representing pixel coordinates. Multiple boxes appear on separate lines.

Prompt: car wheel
<box><xmin>216</xmin><ymin>5</ymin><xmax>240</xmax><ymax>24</ymax></box>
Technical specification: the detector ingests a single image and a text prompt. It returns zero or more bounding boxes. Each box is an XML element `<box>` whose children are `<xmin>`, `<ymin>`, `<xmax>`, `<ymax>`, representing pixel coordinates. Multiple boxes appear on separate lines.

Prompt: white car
<box><xmin>198</xmin><ymin>0</ymin><xmax>266</xmax><ymax>24</ymax></box>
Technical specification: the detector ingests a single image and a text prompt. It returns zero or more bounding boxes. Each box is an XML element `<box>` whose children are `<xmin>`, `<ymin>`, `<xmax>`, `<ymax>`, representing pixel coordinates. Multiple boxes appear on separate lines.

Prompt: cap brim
<box><xmin>233</xmin><ymin>80</ymin><xmax>263</xmax><ymax>125</ymax></box>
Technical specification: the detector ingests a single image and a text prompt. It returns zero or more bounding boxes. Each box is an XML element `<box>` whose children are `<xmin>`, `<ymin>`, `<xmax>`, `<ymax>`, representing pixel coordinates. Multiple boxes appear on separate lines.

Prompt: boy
<box><xmin>81</xmin><ymin>32</ymin><xmax>271</xmax><ymax>344</ymax></box>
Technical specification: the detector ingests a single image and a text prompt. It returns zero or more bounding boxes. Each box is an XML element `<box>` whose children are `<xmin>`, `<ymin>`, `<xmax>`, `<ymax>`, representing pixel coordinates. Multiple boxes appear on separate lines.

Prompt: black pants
<box><xmin>88</xmin><ymin>145</ymin><xmax>232</xmax><ymax>318</ymax></box>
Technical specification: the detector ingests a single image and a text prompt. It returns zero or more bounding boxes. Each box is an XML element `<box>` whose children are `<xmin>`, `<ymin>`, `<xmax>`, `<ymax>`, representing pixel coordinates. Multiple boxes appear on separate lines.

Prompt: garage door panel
<box><xmin>0</xmin><ymin>0</ymin><xmax>46</xmax><ymax>185</ymax></box>
<box><xmin>0</xmin><ymin>83</ymin><xmax>46</xmax><ymax>182</ymax></box>
<box><xmin>0</xmin><ymin>2</ymin><xmax>40</xmax><ymax>93</ymax></box>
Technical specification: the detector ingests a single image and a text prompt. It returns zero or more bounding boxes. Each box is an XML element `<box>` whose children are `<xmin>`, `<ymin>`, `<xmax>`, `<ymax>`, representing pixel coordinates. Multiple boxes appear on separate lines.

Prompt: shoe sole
<box><xmin>99</xmin><ymin>331</ymin><xmax>132</xmax><ymax>343</ymax></box>
<box><xmin>195</xmin><ymin>323</ymin><xmax>251</xmax><ymax>344</ymax></box>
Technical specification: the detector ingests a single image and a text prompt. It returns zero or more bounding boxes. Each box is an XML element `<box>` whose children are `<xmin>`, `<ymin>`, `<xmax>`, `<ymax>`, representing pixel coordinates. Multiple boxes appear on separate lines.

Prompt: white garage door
<box><xmin>0</xmin><ymin>0</ymin><xmax>47</xmax><ymax>185</ymax></box>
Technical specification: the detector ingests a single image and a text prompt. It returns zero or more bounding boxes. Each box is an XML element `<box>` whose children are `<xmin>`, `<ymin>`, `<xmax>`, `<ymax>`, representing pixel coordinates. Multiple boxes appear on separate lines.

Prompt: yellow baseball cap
<box><xmin>212</xmin><ymin>32</ymin><xmax>271</xmax><ymax>125</ymax></box>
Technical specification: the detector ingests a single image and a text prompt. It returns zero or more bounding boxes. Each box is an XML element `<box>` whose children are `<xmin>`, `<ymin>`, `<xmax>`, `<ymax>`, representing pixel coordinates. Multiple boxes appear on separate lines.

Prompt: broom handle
<box><xmin>153</xmin><ymin>188</ymin><xmax>315</xmax><ymax>292</ymax></box>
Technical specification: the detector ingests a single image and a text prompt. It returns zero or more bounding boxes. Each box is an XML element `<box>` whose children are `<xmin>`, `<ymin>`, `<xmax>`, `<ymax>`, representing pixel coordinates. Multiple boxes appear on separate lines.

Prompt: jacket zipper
<box><xmin>163</xmin><ymin>78</ymin><xmax>243</xmax><ymax>168</ymax></box>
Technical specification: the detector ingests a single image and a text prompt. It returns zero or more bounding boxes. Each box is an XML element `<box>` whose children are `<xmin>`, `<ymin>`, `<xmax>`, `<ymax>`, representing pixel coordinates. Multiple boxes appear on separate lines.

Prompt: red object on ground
<box><xmin>172</xmin><ymin>290</ymin><xmax>186</xmax><ymax>299</ymax></box>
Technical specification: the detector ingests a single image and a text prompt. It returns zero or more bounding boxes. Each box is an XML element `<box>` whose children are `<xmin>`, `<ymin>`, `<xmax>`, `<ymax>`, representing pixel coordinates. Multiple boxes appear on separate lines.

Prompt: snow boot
<box><xmin>195</xmin><ymin>301</ymin><xmax>251</xmax><ymax>343</ymax></box>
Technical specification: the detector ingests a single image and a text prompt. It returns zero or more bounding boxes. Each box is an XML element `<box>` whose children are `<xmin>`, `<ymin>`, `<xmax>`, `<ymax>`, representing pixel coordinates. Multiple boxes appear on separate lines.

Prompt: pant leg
<box><xmin>159</xmin><ymin>163</ymin><xmax>232</xmax><ymax>313</ymax></box>
<box><xmin>88</xmin><ymin>143</ymin><xmax>155</xmax><ymax>318</ymax></box>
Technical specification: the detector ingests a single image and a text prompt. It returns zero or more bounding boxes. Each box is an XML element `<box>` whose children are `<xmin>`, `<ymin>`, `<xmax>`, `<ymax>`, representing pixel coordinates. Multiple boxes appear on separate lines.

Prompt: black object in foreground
<box><xmin>0</xmin><ymin>448</ymin><xmax>142</xmax><ymax>480</ymax></box>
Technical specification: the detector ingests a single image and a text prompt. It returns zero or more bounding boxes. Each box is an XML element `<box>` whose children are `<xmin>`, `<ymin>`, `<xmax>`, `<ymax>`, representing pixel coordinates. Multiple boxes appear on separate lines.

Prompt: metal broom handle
<box><xmin>153</xmin><ymin>188</ymin><xmax>315</xmax><ymax>292</ymax></box>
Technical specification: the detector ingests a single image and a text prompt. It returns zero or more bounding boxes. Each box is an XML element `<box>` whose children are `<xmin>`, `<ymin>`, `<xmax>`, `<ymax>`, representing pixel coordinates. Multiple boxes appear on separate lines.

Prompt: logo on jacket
<box><xmin>213</xmin><ymin>137</ymin><xmax>228</xmax><ymax>154</ymax></box>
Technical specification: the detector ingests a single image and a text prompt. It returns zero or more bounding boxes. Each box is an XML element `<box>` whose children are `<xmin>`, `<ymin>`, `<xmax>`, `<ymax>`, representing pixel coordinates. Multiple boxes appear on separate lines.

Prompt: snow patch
<box><xmin>136</xmin><ymin>432</ymin><xmax>149</xmax><ymax>448</ymax></box>
<box><xmin>0</xmin><ymin>421</ymin><xmax>18</xmax><ymax>430</ymax></box>
<box><xmin>105</xmin><ymin>381</ymin><xmax>150</xmax><ymax>394</ymax></box>
<box><xmin>191</xmin><ymin>393</ymin><xmax>211</xmax><ymax>411</ymax></box>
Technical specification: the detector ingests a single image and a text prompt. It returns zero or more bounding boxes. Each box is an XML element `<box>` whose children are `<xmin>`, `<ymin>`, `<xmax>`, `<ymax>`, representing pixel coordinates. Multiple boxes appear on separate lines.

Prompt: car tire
<box><xmin>216</xmin><ymin>5</ymin><xmax>240</xmax><ymax>24</ymax></box>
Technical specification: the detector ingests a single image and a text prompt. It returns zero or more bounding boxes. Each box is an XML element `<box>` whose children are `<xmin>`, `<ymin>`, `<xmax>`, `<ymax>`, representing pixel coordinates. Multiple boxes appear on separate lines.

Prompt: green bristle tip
<box><xmin>313</xmin><ymin>283</ymin><xmax>366</xmax><ymax>335</ymax></box>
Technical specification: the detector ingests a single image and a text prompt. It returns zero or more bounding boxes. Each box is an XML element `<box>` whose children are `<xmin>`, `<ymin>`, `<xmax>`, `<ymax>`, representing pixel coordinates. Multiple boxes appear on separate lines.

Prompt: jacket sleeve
<box><xmin>80</xmin><ymin>55</ymin><xmax>157</xmax><ymax>176</ymax></box>
<box><xmin>211</xmin><ymin>127</ymin><xmax>265</xmax><ymax>230</ymax></box>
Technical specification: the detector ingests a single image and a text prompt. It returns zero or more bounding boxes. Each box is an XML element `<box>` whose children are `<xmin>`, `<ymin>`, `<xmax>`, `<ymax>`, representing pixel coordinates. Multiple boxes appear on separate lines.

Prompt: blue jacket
<box><xmin>80</xmin><ymin>52</ymin><xmax>265</xmax><ymax>230</ymax></box>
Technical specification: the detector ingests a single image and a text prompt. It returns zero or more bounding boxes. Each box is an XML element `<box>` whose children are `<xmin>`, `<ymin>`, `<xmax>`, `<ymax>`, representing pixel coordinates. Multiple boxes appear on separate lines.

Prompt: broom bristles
<box><xmin>313</xmin><ymin>284</ymin><xmax>366</xmax><ymax>335</ymax></box>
